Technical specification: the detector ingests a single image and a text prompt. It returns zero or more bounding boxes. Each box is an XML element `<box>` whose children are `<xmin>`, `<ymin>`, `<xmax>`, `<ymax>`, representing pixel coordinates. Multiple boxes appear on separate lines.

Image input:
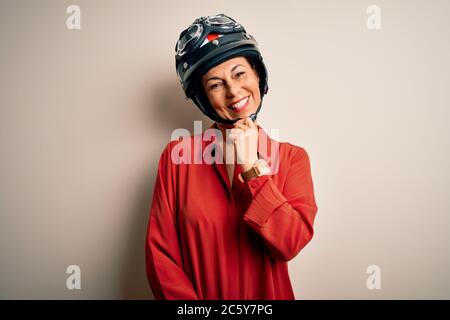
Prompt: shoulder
<box><xmin>160</xmin><ymin>139</ymin><xmax>185</xmax><ymax>155</ymax></box>
<box><xmin>272</xmin><ymin>142</ymin><xmax>314</xmax><ymax>187</ymax></box>
<box><xmin>156</xmin><ymin>140</ymin><xmax>181</xmax><ymax>168</ymax></box>
<box><xmin>278</xmin><ymin>141</ymin><xmax>309</xmax><ymax>162</ymax></box>
<box><xmin>158</xmin><ymin>133</ymin><xmax>203</xmax><ymax>166</ymax></box>
<box><xmin>277</xmin><ymin>142</ymin><xmax>314</xmax><ymax>176</ymax></box>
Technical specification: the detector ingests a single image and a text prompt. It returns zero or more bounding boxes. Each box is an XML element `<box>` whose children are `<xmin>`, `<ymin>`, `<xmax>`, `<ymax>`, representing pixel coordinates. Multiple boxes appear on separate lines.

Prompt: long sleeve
<box><xmin>145</xmin><ymin>143</ymin><xmax>199</xmax><ymax>300</ymax></box>
<box><xmin>243</xmin><ymin>147</ymin><xmax>318</xmax><ymax>262</ymax></box>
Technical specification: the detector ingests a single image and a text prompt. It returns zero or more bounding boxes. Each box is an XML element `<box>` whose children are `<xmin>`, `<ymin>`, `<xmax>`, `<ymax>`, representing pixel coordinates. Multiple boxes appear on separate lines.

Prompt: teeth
<box><xmin>230</xmin><ymin>97</ymin><xmax>249</xmax><ymax>110</ymax></box>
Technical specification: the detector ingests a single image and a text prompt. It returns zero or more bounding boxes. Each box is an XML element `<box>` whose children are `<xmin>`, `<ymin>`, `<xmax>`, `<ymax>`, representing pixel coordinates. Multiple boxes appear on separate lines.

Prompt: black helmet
<box><xmin>175</xmin><ymin>13</ymin><xmax>269</xmax><ymax>125</ymax></box>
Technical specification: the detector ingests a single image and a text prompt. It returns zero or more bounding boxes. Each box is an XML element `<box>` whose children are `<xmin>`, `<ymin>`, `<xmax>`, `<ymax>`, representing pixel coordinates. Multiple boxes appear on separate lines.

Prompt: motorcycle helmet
<box><xmin>175</xmin><ymin>13</ymin><xmax>269</xmax><ymax>125</ymax></box>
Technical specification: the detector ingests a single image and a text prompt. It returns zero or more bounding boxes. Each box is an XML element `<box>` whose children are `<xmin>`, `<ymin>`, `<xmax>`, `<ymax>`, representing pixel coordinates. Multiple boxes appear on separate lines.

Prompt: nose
<box><xmin>225</xmin><ymin>80</ymin><xmax>241</xmax><ymax>99</ymax></box>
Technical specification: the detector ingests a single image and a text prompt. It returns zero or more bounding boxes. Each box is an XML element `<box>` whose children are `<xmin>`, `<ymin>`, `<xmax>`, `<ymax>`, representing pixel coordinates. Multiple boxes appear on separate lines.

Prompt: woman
<box><xmin>145</xmin><ymin>13</ymin><xmax>318</xmax><ymax>300</ymax></box>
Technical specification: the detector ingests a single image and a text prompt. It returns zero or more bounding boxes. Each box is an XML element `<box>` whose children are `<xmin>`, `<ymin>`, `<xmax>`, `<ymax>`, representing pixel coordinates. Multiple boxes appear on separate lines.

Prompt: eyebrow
<box><xmin>204</xmin><ymin>64</ymin><xmax>245</xmax><ymax>84</ymax></box>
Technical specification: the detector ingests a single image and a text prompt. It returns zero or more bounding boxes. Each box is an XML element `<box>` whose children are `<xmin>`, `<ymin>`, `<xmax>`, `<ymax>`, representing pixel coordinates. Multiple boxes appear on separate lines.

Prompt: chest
<box><xmin>225</xmin><ymin>164</ymin><xmax>235</xmax><ymax>188</ymax></box>
<box><xmin>178</xmin><ymin>163</ymin><xmax>246</xmax><ymax>229</ymax></box>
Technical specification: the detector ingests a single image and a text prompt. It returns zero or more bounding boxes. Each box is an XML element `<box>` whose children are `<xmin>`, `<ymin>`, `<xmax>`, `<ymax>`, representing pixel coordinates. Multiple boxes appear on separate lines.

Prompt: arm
<box><xmin>243</xmin><ymin>147</ymin><xmax>318</xmax><ymax>262</ymax></box>
<box><xmin>145</xmin><ymin>143</ymin><xmax>199</xmax><ymax>300</ymax></box>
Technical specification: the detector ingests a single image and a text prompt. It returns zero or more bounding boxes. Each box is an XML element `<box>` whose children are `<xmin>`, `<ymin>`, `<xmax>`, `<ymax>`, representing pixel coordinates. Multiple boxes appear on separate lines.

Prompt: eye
<box><xmin>236</xmin><ymin>71</ymin><xmax>245</xmax><ymax>77</ymax></box>
<box><xmin>210</xmin><ymin>83</ymin><xmax>222</xmax><ymax>90</ymax></box>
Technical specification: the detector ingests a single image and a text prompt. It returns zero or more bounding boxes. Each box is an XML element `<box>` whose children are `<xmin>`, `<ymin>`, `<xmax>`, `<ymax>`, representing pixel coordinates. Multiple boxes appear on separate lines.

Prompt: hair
<box><xmin>244</xmin><ymin>56</ymin><xmax>257</xmax><ymax>69</ymax></box>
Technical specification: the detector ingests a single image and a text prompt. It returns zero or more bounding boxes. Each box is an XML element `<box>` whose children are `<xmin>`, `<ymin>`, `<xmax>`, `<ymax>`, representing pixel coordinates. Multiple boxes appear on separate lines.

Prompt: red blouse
<box><xmin>145</xmin><ymin>124</ymin><xmax>318</xmax><ymax>300</ymax></box>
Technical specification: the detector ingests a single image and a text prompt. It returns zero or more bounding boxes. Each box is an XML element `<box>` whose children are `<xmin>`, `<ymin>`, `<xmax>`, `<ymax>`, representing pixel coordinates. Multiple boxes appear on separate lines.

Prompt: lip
<box><xmin>227</xmin><ymin>96</ymin><xmax>250</xmax><ymax>113</ymax></box>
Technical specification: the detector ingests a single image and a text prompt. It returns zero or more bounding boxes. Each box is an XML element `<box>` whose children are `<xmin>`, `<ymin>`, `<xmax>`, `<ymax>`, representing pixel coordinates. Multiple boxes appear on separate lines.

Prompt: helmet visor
<box><xmin>176</xmin><ymin>23</ymin><xmax>203</xmax><ymax>57</ymax></box>
<box><xmin>205</xmin><ymin>14</ymin><xmax>241</xmax><ymax>29</ymax></box>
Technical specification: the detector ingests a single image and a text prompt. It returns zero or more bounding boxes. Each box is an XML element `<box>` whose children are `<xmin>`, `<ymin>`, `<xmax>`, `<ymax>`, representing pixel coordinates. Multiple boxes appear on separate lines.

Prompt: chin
<box><xmin>241</xmin><ymin>108</ymin><xmax>257</xmax><ymax>118</ymax></box>
<box><xmin>218</xmin><ymin>106</ymin><xmax>257</xmax><ymax>121</ymax></box>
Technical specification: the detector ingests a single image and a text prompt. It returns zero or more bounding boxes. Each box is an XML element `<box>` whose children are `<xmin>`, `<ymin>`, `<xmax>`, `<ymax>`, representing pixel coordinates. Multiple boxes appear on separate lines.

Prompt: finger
<box><xmin>234</xmin><ymin>123</ymin><xmax>249</xmax><ymax>131</ymax></box>
<box><xmin>246</xmin><ymin>117</ymin><xmax>257</xmax><ymax>129</ymax></box>
<box><xmin>231</xmin><ymin>128</ymin><xmax>244</xmax><ymax>135</ymax></box>
<box><xmin>234</xmin><ymin>118</ymin><xmax>247</xmax><ymax>126</ymax></box>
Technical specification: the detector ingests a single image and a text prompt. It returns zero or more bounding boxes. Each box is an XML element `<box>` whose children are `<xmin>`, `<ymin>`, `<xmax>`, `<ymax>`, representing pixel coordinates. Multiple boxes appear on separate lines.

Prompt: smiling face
<box><xmin>201</xmin><ymin>56</ymin><xmax>261</xmax><ymax>122</ymax></box>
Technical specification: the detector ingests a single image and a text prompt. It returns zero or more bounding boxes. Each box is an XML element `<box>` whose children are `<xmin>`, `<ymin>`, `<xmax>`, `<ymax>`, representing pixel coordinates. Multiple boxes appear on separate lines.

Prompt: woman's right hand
<box><xmin>229</xmin><ymin>117</ymin><xmax>259</xmax><ymax>171</ymax></box>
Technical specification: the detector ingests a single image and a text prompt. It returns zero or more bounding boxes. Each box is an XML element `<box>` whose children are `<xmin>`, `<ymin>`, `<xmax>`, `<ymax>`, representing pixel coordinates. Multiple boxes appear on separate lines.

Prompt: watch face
<box><xmin>255</xmin><ymin>159</ymin><xmax>271</xmax><ymax>175</ymax></box>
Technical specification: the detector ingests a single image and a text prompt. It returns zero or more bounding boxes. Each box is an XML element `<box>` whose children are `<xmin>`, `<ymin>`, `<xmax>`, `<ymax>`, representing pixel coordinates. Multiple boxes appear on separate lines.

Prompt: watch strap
<box><xmin>241</xmin><ymin>166</ymin><xmax>260</xmax><ymax>181</ymax></box>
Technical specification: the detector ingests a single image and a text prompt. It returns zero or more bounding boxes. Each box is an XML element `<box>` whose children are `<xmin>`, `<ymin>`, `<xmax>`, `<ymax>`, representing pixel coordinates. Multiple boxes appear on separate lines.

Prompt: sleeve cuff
<box><xmin>244</xmin><ymin>174</ymin><xmax>269</xmax><ymax>197</ymax></box>
<box><xmin>243</xmin><ymin>175</ymin><xmax>287</xmax><ymax>227</ymax></box>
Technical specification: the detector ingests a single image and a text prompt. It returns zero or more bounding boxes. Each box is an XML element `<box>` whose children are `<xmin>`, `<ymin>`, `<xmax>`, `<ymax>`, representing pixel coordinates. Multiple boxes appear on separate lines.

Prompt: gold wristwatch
<box><xmin>240</xmin><ymin>159</ymin><xmax>271</xmax><ymax>182</ymax></box>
